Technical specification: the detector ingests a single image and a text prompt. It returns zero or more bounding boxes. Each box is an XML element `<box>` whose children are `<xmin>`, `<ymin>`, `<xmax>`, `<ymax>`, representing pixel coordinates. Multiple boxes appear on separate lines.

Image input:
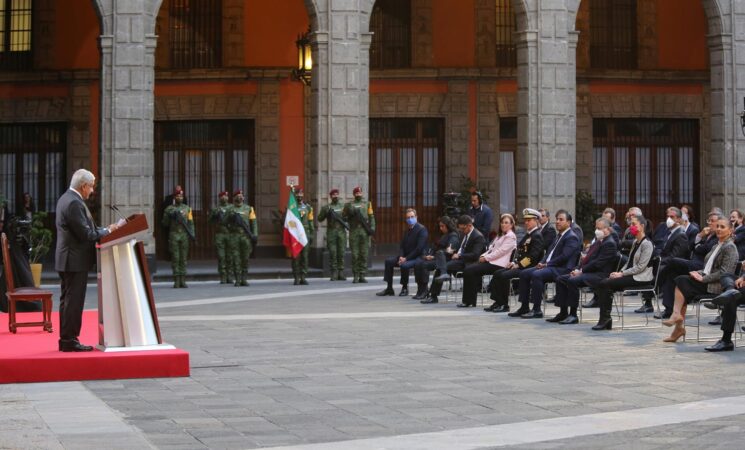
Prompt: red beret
<box><xmin>353</xmin><ymin>186</ymin><xmax>362</xmax><ymax>195</ymax></box>
<box><xmin>218</xmin><ymin>191</ymin><xmax>229</xmax><ymax>198</ymax></box>
<box><xmin>174</xmin><ymin>188</ymin><xmax>184</xmax><ymax>196</ymax></box>
<box><xmin>294</xmin><ymin>187</ymin><xmax>304</xmax><ymax>195</ymax></box>
<box><xmin>234</xmin><ymin>189</ymin><xmax>243</xmax><ymax>197</ymax></box>
<box><xmin>329</xmin><ymin>188</ymin><xmax>339</xmax><ymax>196</ymax></box>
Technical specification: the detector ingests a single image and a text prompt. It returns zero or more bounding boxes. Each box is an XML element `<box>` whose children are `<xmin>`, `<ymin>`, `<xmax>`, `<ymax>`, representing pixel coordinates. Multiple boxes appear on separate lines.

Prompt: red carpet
<box><xmin>0</xmin><ymin>311</ymin><xmax>189</xmax><ymax>383</ymax></box>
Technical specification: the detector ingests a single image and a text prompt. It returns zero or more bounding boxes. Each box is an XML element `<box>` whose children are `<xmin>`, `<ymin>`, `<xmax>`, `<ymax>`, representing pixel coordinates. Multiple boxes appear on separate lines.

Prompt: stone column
<box><xmin>97</xmin><ymin>1</ymin><xmax>160</xmax><ymax>253</ymax></box>
<box><xmin>515</xmin><ymin>2</ymin><xmax>578</xmax><ymax>215</ymax></box>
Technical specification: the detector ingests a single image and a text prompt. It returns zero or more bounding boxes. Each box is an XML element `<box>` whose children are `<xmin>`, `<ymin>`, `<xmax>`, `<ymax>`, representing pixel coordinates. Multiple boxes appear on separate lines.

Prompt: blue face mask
<box><xmin>406</xmin><ymin>217</ymin><xmax>417</xmax><ymax>226</ymax></box>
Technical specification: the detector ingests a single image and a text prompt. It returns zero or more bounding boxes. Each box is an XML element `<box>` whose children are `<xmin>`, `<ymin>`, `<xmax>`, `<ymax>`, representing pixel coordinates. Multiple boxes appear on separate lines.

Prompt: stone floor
<box><xmin>2</xmin><ymin>277</ymin><xmax>745</xmax><ymax>449</ymax></box>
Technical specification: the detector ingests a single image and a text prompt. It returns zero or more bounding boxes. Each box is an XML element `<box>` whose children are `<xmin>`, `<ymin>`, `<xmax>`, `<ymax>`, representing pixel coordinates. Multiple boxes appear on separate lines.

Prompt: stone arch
<box><xmin>92</xmin><ymin>0</ymin><xmax>162</xmax><ymax>36</ymax></box>
<box><xmin>511</xmin><ymin>0</ymin><xmax>532</xmax><ymax>32</ymax></box>
<box><xmin>303</xmin><ymin>0</ymin><xmax>323</xmax><ymax>31</ymax></box>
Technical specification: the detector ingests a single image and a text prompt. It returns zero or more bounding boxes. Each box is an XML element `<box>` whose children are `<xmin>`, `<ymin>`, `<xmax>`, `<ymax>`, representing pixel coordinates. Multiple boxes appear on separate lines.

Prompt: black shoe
<box><xmin>293</xmin><ymin>279</ymin><xmax>299</xmax><ymax>285</ymax></box>
<box><xmin>456</xmin><ymin>303</ymin><xmax>475</xmax><ymax>308</ymax></box>
<box><xmin>654</xmin><ymin>310</ymin><xmax>672</xmax><ymax>319</ymax></box>
<box><xmin>491</xmin><ymin>305</ymin><xmax>509</xmax><ymax>313</ymax></box>
<box><xmin>508</xmin><ymin>308</ymin><xmax>529</xmax><ymax>317</ymax></box>
<box><xmin>521</xmin><ymin>310</ymin><xmax>544</xmax><ymax>319</ymax></box>
<box><xmin>413</xmin><ymin>292</ymin><xmax>428</xmax><ymax>300</ymax></box>
<box><xmin>623</xmin><ymin>291</ymin><xmax>638</xmax><ymax>297</ymax></box>
<box><xmin>376</xmin><ymin>288</ymin><xmax>394</xmax><ymax>296</ymax></box>
<box><xmin>59</xmin><ymin>341</ymin><xmax>94</xmax><ymax>352</ymax></box>
<box><xmin>299</xmin><ymin>279</ymin><xmax>309</xmax><ymax>285</ymax></box>
<box><xmin>582</xmin><ymin>297</ymin><xmax>599</xmax><ymax>308</ymax></box>
<box><xmin>484</xmin><ymin>302</ymin><xmax>498</xmax><ymax>312</ymax></box>
<box><xmin>559</xmin><ymin>316</ymin><xmax>579</xmax><ymax>325</ymax></box>
<box><xmin>705</xmin><ymin>339</ymin><xmax>734</xmax><ymax>352</ymax></box>
<box><xmin>352</xmin><ymin>276</ymin><xmax>359</xmax><ymax>283</ymax></box>
<box><xmin>710</xmin><ymin>289</ymin><xmax>743</xmax><ymax>308</ymax></box>
<box><xmin>421</xmin><ymin>297</ymin><xmax>438</xmax><ymax>304</ymax></box>
<box><xmin>592</xmin><ymin>318</ymin><xmax>613</xmax><ymax>330</ymax></box>
<box><xmin>546</xmin><ymin>313</ymin><xmax>568</xmax><ymax>323</ymax></box>
<box><xmin>358</xmin><ymin>277</ymin><xmax>368</xmax><ymax>283</ymax></box>
<box><xmin>399</xmin><ymin>287</ymin><xmax>409</xmax><ymax>297</ymax></box>
<box><xmin>708</xmin><ymin>315</ymin><xmax>722</xmax><ymax>326</ymax></box>
<box><xmin>634</xmin><ymin>304</ymin><xmax>654</xmax><ymax>313</ymax></box>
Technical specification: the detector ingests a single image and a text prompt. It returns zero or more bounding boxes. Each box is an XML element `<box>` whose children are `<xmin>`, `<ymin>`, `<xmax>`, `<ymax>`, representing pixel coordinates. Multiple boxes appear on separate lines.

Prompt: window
<box><xmin>0</xmin><ymin>0</ymin><xmax>33</xmax><ymax>70</ymax></box>
<box><xmin>590</xmin><ymin>0</ymin><xmax>637</xmax><ymax>69</ymax></box>
<box><xmin>495</xmin><ymin>0</ymin><xmax>516</xmax><ymax>67</ymax></box>
<box><xmin>169</xmin><ymin>0</ymin><xmax>222</xmax><ymax>69</ymax></box>
<box><xmin>155</xmin><ymin>120</ymin><xmax>254</xmax><ymax>259</ymax></box>
<box><xmin>592</xmin><ymin>119</ymin><xmax>698</xmax><ymax>227</ymax></box>
<box><xmin>499</xmin><ymin>117</ymin><xmax>517</xmax><ymax>214</ymax></box>
<box><xmin>369</xmin><ymin>118</ymin><xmax>444</xmax><ymax>244</ymax></box>
<box><xmin>0</xmin><ymin>123</ymin><xmax>65</xmax><ymax>215</ymax></box>
<box><xmin>369</xmin><ymin>0</ymin><xmax>411</xmax><ymax>69</ymax></box>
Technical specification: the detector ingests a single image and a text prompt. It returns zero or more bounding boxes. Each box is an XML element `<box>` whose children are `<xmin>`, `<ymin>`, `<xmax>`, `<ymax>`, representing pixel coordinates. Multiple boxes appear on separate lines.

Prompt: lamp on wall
<box><xmin>740</xmin><ymin>97</ymin><xmax>745</xmax><ymax>137</ymax></box>
<box><xmin>292</xmin><ymin>29</ymin><xmax>312</xmax><ymax>85</ymax></box>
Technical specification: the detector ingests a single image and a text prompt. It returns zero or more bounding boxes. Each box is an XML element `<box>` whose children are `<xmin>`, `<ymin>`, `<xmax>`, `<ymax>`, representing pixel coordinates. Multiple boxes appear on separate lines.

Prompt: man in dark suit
<box><xmin>538</xmin><ymin>208</ymin><xmax>557</xmax><ymax>250</ymax></box>
<box><xmin>55</xmin><ymin>169</ymin><xmax>118</xmax><ymax>352</ymax></box>
<box><xmin>484</xmin><ymin>208</ymin><xmax>545</xmax><ymax>313</ymax></box>
<box><xmin>509</xmin><ymin>210</ymin><xmax>581</xmax><ymax>319</ymax></box>
<box><xmin>423</xmin><ymin>215</ymin><xmax>485</xmax><ymax>305</ymax></box>
<box><xmin>468</xmin><ymin>192</ymin><xmax>494</xmax><ymax>239</ymax></box>
<box><xmin>548</xmin><ymin>217</ymin><xmax>618</xmax><ymax>324</ymax></box>
<box><xmin>377</xmin><ymin>208</ymin><xmax>429</xmax><ymax>297</ymax></box>
<box><xmin>730</xmin><ymin>209</ymin><xmax>745</xmax><ymax>260</ymax></box>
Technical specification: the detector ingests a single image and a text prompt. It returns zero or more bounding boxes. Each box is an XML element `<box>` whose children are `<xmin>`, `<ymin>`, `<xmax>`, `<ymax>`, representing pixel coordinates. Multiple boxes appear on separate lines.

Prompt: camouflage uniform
<box><xmin>291</xmin><ymin>189</ymin><xmax>315</xmax><ymax>285</ymax></box>
<box><xmin>227</xmin><ymin>191</ymin><xmax>257</xmax><ymax>287</ymax></box>
<box><xmin>317</xmin><ymin>189</ymin><xmax>347</xmax><ymax>281</ymax></box>
<box><xmin>343</xmin><ymin>187</ymin><xmax>375</xmax><ymax>283</ymax></box>
<box><xmin>162</xmin><ymin>192</ymin><xmax>194</xmax><ymax>288</ymax></box>
<box><xmin>209</xmin><ymin>192</ymin><xmax>233</xmax><ymax>284</ymax></box>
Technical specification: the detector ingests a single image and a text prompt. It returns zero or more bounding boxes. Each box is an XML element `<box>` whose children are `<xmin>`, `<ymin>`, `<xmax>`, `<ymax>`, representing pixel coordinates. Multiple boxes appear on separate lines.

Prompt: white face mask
<box><xmin>682</xmin><ymin>213</ymin><xmax>689</xmax><ymax>222</ymax></box>
<box><xmin>666</xmin><ymin>217</ymin><xmax>675</xmax><ymax>228</ymax></box>
<box><xmin>594</xmin><ymin>229</ymin><xmax>605</xmax><ymax>241</ymax></box>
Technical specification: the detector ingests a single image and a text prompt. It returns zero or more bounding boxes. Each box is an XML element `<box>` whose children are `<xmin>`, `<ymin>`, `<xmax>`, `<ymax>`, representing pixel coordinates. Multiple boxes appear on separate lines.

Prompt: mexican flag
<box><xmin>283</xmin><ymin>188</ymin><xmax>308</xmax><ymax>258</ymax></box>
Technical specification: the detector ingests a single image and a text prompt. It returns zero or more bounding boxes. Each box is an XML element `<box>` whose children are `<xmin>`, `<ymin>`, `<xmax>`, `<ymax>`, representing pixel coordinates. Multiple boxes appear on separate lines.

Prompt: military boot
<box><xmin>299</xmin><ymin>276</ymin><xmax>308</xmax><ymax>285</ymax></box>
<box><xmin>181</xmin><ymin>276</ymin><xmax>189</xmax><ymax>288</ymax></box>
<box><xmin>294</xmin><ymin>275</ymin><xmax>299</xmax><ymax>285</ymax></box>
<box><xmin>173</xmin><ymin>277</ymin><xmax>179</xmax><ymax>289</ymax></box>
<box><xmin>358</xmin><ymin>274</ymin><xmax>368</xmax><ymax>283</ymax></box>
<box><xmin>220</xmin><ymin>273</ymin><xmax>227</xmax><ymax>284</ymax></box>
<box><xmin>352</xmin><ymin>273</ymin><xmax>359</xmax><ymax>283</ymax></box>
<box><xmin>239</xmin><ymin>272</ymin><xmax>249</xmax><ymax>286</ymax></box>
<box><xmin>337</xmin><ymin>270</ymin><xmax>346</xmax><ymax>281</ymax></box>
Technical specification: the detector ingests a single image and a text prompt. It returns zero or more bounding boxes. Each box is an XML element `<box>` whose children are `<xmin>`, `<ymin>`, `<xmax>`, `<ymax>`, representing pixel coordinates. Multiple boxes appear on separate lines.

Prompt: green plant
<box><xmin>575</xmin><ymin>190</ymin><xmax>599</xmax><ymax>242</ymax></box>
<box><xmin>29</xmin><ymin>211</ymin><xmax>53</xmax><ymax>264</ymax></box>
<box><xmin>448</xmin><ymin>176</ymin><xmax>490</xmax><ymax>216</ymax></box>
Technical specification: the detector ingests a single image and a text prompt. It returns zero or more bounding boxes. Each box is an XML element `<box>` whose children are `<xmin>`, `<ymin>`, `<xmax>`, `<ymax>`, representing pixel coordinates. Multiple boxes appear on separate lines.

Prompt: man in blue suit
<box><xmin>548</xmin><ymin>217</ymin><xmax>618</xmax><ymax>324</ymax></box>
<box><xmin>509</xmin><ymin>210</ymin><xmax>581</xmax><ymax>319</ymax></box>
<box><xmin>377</xmin><ymin>208</ymin><xmax>428</xmax><ymax>297</ymax></box>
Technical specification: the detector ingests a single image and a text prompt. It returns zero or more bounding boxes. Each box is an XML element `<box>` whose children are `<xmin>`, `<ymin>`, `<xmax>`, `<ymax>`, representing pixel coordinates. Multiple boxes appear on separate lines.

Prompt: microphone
<box><xmin>109</xmin><ymin>205</ymin><xmax>128</xmax><ymax>225</ymax></box>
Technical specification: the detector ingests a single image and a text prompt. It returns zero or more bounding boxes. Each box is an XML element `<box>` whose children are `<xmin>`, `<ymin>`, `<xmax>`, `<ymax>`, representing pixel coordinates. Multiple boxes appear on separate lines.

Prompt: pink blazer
<box><xmin>481</xmin><ymin>230</ymin><xmax>517</xmax><ymax>268</ymax></box>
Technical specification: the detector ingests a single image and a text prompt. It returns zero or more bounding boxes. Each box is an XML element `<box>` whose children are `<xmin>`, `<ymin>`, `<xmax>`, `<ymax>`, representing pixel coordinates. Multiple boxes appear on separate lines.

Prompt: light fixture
<box><xmin>740</xmin><ymin>97</ymin><xmax>745</xmax><ymax>137</ymax></box>
<box><xmin>292</xmin><ymin>28</ymin><xmax>312</xmax><ymax>85</ymax></box>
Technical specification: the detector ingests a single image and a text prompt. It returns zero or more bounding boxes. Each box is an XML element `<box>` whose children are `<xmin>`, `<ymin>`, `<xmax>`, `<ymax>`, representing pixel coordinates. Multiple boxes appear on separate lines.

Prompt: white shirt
<box><xmin>702</xmin><ymin>242</ymin><xmax>723</xmax><ymax>276</ymax></box>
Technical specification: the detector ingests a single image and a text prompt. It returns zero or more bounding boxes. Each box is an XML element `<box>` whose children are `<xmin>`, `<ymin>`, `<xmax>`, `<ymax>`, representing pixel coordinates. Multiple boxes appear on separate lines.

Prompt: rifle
<box><xmin>209</xmin><ymin>207</ymin><xmax>225</xmax><ymax>224</ymax></box>
<box><xmin>353</xmin><ymin>206</ymin><xmax>374</xmax><ymax>236</ymax></box>
<box><xmin>170</xmin><ymin>210</ymin><xmax>196</xmax><ymax>242</ymax></box>
<box><xmin>231</xmin><ymin>211</ymin><xmax>258</xmax><ymax>245</ymax></box>
<box><xmin>327</xmin><ymin>208</ymin><xmax>349</xmax><ymax>231</ymax></box>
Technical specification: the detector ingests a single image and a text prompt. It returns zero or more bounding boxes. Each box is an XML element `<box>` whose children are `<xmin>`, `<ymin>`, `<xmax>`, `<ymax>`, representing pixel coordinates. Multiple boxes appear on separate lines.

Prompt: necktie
<box><xmin>546</xmin><ymin>231</ymin><xmax>564</xmax><ymax>262</ymax></box>
<box><xmin>459</xmin><ymin>232</ymin><xmax>470</xmax><ymax>254</ymax></box>
<box><xmin>580</xmin><ymin>241</ymin><xmax>600</xmax><ymax>267</ymax></box>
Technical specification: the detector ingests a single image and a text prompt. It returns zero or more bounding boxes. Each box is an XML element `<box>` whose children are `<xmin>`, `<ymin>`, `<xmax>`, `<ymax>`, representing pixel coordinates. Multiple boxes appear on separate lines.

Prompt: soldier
<box><xmin>317</xmin><ymin>188</ymin><xmax>348</xmax><ymax>281</ymax></box>
<box><xmin>162</xmin><ymin>187</ymin><xmax>194</xmax><ymax>288</ymax></box>
<box><xmin>209</xmin><ymin>190</ymin><xmax>234</xmax><ymax>284</ymax></box>
<box><xmin>291</xmin><ymin>187</ymin><xmax>315</xmax><ymax>285</ymax></box>
<box><xmin>343</xmin><ymin>186</ymin><xmax>375</xmax><ymax>283</ymax></box>
<box><xmin>227</xmin><ymin>189</ymin><xmax>258</xmax><ymax>287</ymax></box>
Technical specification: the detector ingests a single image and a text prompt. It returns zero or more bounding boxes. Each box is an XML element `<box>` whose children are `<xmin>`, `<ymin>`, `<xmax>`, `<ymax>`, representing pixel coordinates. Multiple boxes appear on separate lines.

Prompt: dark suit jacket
<box><xmin>692</xmin><ymin>234</ymin><xmax>718</xmax><ymax>266</ymax></box>
<box><xmin>735</xmin><ymin>225</ymin><xmax>745</xmax><ymax>261</ymax></box>
<box><xmin>55</xmin><ymin>189</ymin><xmax>109</xmax><ymax>272</ymax></box>
<box><xmin>541</xmin><ymin>229</ymin><xmax>581</xmax><ymax>271</ymax></box>
<box><xmin>651</xmin><ymin>222</ymin><xmax>670</xmax><ymax>256</ymax></box>
<box><xmin>468</xmin><ymin>204</ymin><xmax>494</xmax><ymax>239</ymax></box>
<box><xmin>541</xmin><ymin>223</ymin><xmax>557</xmax><ymax>250</ymax></box>
<box><xmin>684</xmin><ymin>223</ymin><xmax>700</xmax><ymax>251</ymax></box>
<box><xmin>514</xmin><ymin>228</ymin><xmax>545</xmax><ymax>268</ymax></box>
<box><xmin>398</xmin><ymin>223</ymin><xmax>428</xmax><ymax>261</ymax></box>
<box><xmin>580</xmin><ymin>237</ymin><xmax>618</xmax><ymax>274</ymax></box>
<box><xmin>456</xmin><ymin>228</ymin><xmax>486</xmax><ymax>264</ymax></box>
<box><xmin>660</xmin><ymin>227</ymin><xmax>690</xmax><ymax>263</ymax></box>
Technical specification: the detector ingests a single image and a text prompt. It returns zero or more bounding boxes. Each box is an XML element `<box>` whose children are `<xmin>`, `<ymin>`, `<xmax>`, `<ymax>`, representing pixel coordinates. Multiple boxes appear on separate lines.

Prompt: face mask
<box><xmin>628</xmin><ymin>225</ymin><xmax>640</xmax><ymax>237</ymax></box>
<box><xmin>682</xmin><ymin>213</ymin><xmax>689</xmax><ymax>222</ymax></box>
<box><xmin>666</xmin><ymin>217</ymin><xmax>675</xmax><ymax>228</ymax></box>
<box><xmin>626</xmin><ymin>217</ymin><xmax>632</xmax><ymax>225</ymax></box>
<box><xmin>354</xmin><ymin>195</ymin><xmax>362</xmax><ymax>201</ymax></box>
<box><xmin>406</xmin><ymin>217</ymin><xmax>417</xmax><ymax>226</ymax></box>
<box><xmin>594</xmin><ymin>229</ymin><xmax>605</xmax><ymax>240</ymax></box>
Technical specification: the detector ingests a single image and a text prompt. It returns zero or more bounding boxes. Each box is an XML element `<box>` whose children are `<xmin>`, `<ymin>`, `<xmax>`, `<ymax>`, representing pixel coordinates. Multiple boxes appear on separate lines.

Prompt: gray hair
<box><xmin>595</xmin><ymin>217</ymin><xmax>611</xmax><ymax>229</ymax></box>
<box><xmin>70</xmin><ymin>169</ymin><xmax>95</xmax><ymax>190</ymax></box>
<box><xmin>667</xmin><ymin>206</ymin><xmax>682</xmax><ymax>219</ymax></box>
<box><xmin>628</xmin><ymin>207</ymin><xmax>643</xmax><ymax>217</ymax></box>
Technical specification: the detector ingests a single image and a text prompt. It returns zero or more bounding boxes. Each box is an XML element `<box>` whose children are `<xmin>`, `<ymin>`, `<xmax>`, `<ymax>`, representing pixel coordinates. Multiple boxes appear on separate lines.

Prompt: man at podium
<box><xmin>55</xmin><ymin>169</ymin><xmax>119</xmax><ymax>352</ymax></box>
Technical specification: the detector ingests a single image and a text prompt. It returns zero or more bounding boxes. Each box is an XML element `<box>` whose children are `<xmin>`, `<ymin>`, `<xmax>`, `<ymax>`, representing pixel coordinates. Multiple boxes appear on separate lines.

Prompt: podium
<box><xmin>97</xmin><ymin>214</ymin><xmax>173</xmax><ymax>352</ymax></box>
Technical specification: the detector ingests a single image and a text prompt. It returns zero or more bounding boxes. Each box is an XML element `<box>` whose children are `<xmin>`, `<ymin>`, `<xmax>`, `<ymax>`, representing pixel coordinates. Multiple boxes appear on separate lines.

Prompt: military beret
<box><xmin>174</xmin><ymin>187</ymin><xmax>184</xmax><ymax>196</ymax></box>
<box><xmin>352</xmin><ymin>186</ymin><xmax>362</xmax><ymax>195</ymax></box>
<box><xmin>218</xmin><ymin>190</ymin><xmax>229</xmax><ymax>198</ymax></box>
<box><xmin>234</xmin><ymin>189</ymin><xmax>244</xmax><ymax>197</ymax></box>
<box><xmin>329</xmin><ymin>188</ymin><xmax>339</xmax><ymax>196</ymax></box>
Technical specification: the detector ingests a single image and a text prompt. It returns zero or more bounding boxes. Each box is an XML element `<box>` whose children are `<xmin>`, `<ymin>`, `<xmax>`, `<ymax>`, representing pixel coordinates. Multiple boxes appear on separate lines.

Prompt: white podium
<box><xmin>96</xmin><ymin>214</ymin><xmax>173</xmax><ymax>352</ymax></box>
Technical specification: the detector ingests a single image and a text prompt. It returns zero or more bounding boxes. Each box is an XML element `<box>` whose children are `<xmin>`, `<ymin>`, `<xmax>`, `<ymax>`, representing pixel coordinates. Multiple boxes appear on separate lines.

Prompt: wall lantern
<box><xmin>740</xmin><ymin>97</ymin><xmax>745</xmax><ymax>137</ymax></box>
<box><xmin>292</xmin><ymin>29</ymin><xmax>312</xmax><ymax>85</ymax></box>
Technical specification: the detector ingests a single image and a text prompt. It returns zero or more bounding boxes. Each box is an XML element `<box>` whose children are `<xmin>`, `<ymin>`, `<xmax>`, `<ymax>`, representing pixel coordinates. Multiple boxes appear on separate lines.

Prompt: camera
<box><xmin>7</xmin><ymin>216</ymin><xmax>31</xmax><ymax>250</ymax></box>
<box><xmin>442</xmin><ymin>192</ymin><xmax>462</xmax><ymax>219</ymax></box>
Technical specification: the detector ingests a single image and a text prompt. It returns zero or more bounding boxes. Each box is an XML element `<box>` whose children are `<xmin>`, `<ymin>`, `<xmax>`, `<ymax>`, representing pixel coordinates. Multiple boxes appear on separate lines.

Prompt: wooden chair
<box><xmin>1</xmin><ymin>233</ymin><xmax>53</xmax><ymax>333</ymax></box>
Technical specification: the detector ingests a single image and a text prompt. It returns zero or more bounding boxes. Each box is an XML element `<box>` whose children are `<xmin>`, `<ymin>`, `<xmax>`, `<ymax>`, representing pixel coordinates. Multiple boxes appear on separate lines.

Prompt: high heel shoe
<box><xmin>662</xmin><ymin>313</ymin><xmax>684</xmax><ymax>327</ymax></box>
<box><xmin>663</xmin><ymin>327</ymin><xmax>686</xmax><ymax>342</ymax></box>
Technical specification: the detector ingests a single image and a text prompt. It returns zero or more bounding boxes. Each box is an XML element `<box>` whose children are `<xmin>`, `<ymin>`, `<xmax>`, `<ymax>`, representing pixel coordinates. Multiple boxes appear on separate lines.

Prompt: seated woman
<box><xmin>458</xmin><ymin>214</ymin><xmax>517</xmax><ymax>307</ymax></box>
<box><xmin>592</xmin><ymin>216</ymin><xmax>654</xmax><ymax>331</ymax></box>
<box><xmin>662</xmin><ymin>217</ymin><xmax>738</xmax><ymax>342</ymax></box>
<box><xmin>413</xmin><ymin>216</ymin><xmax>460</xmax><ymax>300</ymax></box>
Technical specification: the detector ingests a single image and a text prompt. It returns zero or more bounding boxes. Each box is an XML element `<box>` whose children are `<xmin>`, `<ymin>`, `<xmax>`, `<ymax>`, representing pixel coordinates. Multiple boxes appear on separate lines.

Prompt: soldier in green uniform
<box><xmin>227</xmin><ymin>189</ymin><xmax>258</xmax><ymax>287</ymax></box>
<box><xmin>162</xmin><ymin>187</ymin><xmax>194</xmax><ymax>288</ymax></box>
<box><xmin>209</xmin><ymin>190</ymin><xmax>234</xmax><ymax>284</ymax></box>
<box><xmin>343</xmin><ymin>186</ymin><xmax>375</xmax><ymax>283</ymax></box>
<box><xmin>291</xmin><ymin>187</ymin><xmax>315</xmax><ymax>285</ymax></box>
<box><xmin>317</xmin><ymin>188</ymin><xmax>348</xmax><ymax>281</ymax></box>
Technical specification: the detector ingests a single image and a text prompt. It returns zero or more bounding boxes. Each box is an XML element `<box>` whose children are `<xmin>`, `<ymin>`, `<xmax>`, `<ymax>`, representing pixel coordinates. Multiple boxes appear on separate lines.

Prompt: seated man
<box><xmin>413</xmin><ymin>216</ymin><xmax>460</xmax><ymax>300</ymax></box>
<box><xmin>377</xmin><ymin>208</ymin><xmax>428</xmax><ymax>297</ymax></box>
<box><xmin>422</xmin><ymin>215</ymin><xmax>485</xmax><ymax>305</ymax></box>
<box><xmin>509</xmin><ymin>209</ymin><xmax>581</xmax><ymax>319</ymax></box>
<box><xmin>547</xmin><ymin>217</ymin><xmax>618</xmax><ymax>324</ymax></box>
<box><xmin>484</xmin><ymin>209</ymin><xmax>545</xmax><ymax>313</ymax></box>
